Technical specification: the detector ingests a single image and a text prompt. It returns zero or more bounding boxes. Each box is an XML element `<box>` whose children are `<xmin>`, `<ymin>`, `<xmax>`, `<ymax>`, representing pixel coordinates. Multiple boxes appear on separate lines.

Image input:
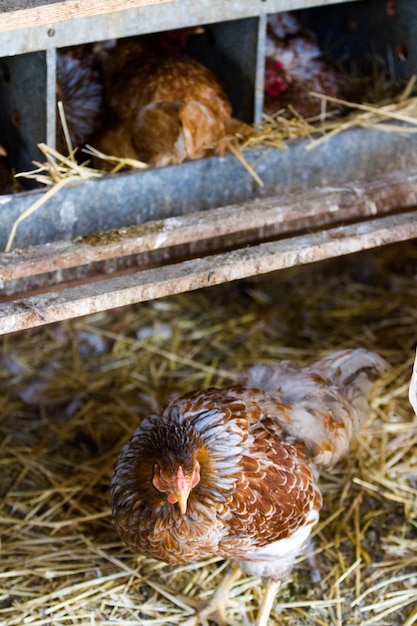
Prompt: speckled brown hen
<box><xmin>111</xmin><ymin>348</ymin><xmax>387</xmax><ymax>625</ymax></box>
<box><xmin>55</xmin><ymin>30</ymin><xmax>199</xmax><ymax>156</ymax></box>
<box><xmin>92</xmin><ymin>54</ymin><xmax>248</xmax><ymax>167</ymax></box>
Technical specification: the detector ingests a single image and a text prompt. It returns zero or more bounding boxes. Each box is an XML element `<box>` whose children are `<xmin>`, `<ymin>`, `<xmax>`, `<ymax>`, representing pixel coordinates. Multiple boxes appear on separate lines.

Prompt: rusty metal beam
<box><xmin>2</xmin><ymin>167</ymin><xmax>417</xmax><ymax>284</ymax></box>
<box><xmin>1</xmin><ymin>210</ymin><xmax>416</xmax><ymax>335</ymax></box>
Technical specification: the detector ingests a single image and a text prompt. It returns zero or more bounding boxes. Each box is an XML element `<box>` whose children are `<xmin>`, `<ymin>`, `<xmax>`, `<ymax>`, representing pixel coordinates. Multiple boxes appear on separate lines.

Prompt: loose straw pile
<box><xmin>4</xmin><ymin>142</ymin><xmax>148</xmax><ymax>252</ymax></box>
<box><xmin>1</xmin><ymin>241</ymin><xmax>416</xmax><ymax>626</ymax></box>
<box><xmin>239</xmin><ymin>76</ymin><xmax>417</xmax><ymax>154</ymax></box>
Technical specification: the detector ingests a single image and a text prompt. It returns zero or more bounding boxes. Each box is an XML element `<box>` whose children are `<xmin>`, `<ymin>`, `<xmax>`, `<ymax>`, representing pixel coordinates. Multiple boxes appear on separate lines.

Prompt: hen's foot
<box><xmin>255</xmin><ymin>579</ymin><xmax>281</xmax><ymax>626</ymax></box>
<box><xmin>182</xmin><ymin>565</ymin><xmax>241</xmax><ymax>626</ymax></box>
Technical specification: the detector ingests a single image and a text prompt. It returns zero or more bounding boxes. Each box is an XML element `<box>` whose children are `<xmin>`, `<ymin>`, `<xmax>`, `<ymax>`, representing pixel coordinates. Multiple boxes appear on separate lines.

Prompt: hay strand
<box><xmin>5</xmin><ymin>143</ymin><xmax>103</xmax><ymax>252</ymax></box>
<box><xmin>83</xmin><ymin>144</ymin><xmax>149</xmax><ymax>174</ymax></box>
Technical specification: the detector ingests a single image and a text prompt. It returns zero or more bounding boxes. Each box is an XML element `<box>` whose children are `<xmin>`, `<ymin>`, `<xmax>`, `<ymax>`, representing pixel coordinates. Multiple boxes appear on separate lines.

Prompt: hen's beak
<box><xmin>176</xmin><ymin>486</ymin><xmax>191</xmax><ymax>515</ymax></box>
<box><xmin>171</xmin><ymin>464</ymin><xmax>200</xmax><ymax>515</ymax></box>
<box><xmin>169</xmin><ymin>465</ymin><xmax>192</xmax><ymax>515</ymax></box>
<box><xmin>166</xmin><ymin>483</ymin><xmax>191</xmax><ymax>514</ymax></box>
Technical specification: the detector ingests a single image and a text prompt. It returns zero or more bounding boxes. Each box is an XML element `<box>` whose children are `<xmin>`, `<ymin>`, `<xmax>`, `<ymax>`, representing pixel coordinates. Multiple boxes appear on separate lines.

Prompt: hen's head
<box><xmin>112</xmin><ymin>389</ymin><xmax>246</xmax><ymax>545</ymax></box>
<box><xmin>113</xmin><ymin>416</ymin><xmax>206</xmax><ymax>518</ymax></box>
<box><xmin>151</xmin><ymin>424</ymin><xmax>201</xmax><ymax>514</ymax></box>
<box><xmin>132</xmin><ymin>101</ymin><xmax>187</xmax><ymax>166</ymax></box>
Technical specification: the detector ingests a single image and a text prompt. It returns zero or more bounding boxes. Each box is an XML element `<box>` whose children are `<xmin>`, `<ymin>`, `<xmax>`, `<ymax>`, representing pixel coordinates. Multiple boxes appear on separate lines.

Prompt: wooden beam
<box><xmin>1</xmin><ymin>210</ymin><xmax>416</xmax><ymax>335</ymax></box>
<box><xmin>0</xmin><ymin>0</ymin><xmax>172</xmax><ymax>33</ymax></box>
<box><xmin>3</xmin><ymin>168</ymin><xmax>417</xmax><ymax>283</ymax></box>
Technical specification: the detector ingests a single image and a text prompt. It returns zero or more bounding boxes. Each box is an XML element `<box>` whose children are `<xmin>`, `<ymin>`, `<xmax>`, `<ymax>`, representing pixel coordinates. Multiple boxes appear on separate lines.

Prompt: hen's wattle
<box><xmin>111</xmin><ymin>348</ymin><xmax>387</xmax><ymax>625</ymax></box>
<box><xmin>264</xmin><ymin>11</ymin><xmax>353</xmax><ymax>118</ymax></box>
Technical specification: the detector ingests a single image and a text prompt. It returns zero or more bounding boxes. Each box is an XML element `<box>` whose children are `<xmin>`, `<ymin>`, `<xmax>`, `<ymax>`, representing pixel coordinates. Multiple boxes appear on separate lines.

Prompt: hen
<box><xmin>264</xmin><ymin>11</ymin><xmax>353</xmax><ymax>118</ymax></box>
<box><xmin>111</xmin><ymin>348</ymin><xmax>387</xmax><ymax>625</ymax></box>
<box><xmin>92</xmin><ymin>49</ymin><xmax>248</xmax><ymax>168</ymax></box>
<box><xmin>55</xmin><ymin>30</ymin><xmax>198</xmax><ymax>156</ymax></box>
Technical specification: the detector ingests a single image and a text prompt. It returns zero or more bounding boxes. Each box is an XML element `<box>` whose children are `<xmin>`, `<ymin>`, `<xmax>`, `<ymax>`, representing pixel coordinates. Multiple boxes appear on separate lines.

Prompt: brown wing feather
<box><xmin>219</xmin><ymin>413</ymin><xmax>320</xmax><ymax>552</ymax></box>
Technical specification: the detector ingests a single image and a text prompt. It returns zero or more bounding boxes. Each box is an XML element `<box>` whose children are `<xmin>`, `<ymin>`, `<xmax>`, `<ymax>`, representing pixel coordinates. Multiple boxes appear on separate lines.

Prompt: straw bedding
<box><xmin>1</xmin><ymin>241</ymin><xmax>417</xmax><ymax>625</ymax></box>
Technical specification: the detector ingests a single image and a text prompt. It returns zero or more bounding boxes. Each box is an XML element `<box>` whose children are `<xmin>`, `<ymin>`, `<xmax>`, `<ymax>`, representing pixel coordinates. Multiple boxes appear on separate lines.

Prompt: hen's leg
<box><xmin>256</xmin><ymin>579</ymin><xmax>281</xmax><ymax>626</ymax></box>
<box><xmin>182</xmin><ymin>565</ymin><xmax>241</xmax><ymax>626</ymax></box>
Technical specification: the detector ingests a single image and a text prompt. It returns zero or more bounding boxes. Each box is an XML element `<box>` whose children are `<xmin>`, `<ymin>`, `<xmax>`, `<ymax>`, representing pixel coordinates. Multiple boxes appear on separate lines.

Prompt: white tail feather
<box><xmin>242</xmin><ymin>348</ymin><xmax>389</xmax><ymax>468</ymax></box>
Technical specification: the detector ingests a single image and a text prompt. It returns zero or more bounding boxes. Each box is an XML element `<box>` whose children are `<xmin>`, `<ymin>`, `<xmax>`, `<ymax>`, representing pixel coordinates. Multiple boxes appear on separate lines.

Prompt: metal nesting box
<box><xmin>1</xmin><ymin>0</ymin><xmax>417</xmax><ymax>333</ymax></box>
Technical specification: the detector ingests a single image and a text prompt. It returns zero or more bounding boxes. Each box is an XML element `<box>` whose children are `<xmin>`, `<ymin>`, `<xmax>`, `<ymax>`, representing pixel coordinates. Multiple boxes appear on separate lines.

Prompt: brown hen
<box><xmin>111</xmin><ymin>348</ymin><xmax>387</xmax><ymax>625</ymax></box>
<box><xmin>92</xmin><ymin>53</ymin><xmax>248</xmax><ymax>168</ymax></box>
